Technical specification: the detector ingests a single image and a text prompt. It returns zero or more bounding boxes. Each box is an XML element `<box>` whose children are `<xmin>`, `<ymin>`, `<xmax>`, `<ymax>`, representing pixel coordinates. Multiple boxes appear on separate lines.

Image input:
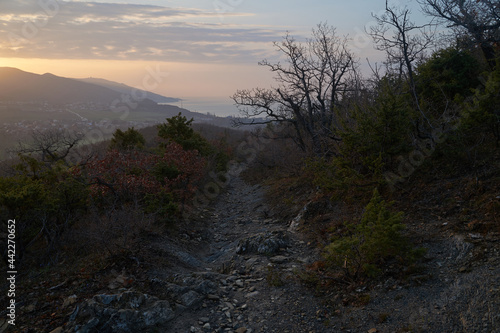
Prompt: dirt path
<box><xmin>164</xmin><ymin>170</ymin><xmax>500</xmax><ymax>333</ymax></box>
<box><xmin>64</xmin><ymin>169</ymin><xmax>500</xmax><ymax>333</ymax></box>
<box><xmin>165</xmin><ymin>169</ymin><xmax>330</xmax><ymax>333</ymax></box>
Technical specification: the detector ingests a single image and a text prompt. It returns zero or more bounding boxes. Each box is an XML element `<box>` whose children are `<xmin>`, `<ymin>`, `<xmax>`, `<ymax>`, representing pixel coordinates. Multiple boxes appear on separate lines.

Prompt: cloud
<box><xmin>0</xmin><ymin>0</ymin><xmax>284</xmax><ymax>63</ymax></box>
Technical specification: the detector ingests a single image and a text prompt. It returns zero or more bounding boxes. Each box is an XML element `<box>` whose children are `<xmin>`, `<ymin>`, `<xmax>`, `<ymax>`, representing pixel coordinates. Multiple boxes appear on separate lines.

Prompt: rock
<box><xmin>22</xmin><ymin>302</ymin><xmax>37</xmax><ymax>313</ymax></box>
<box><xmin>207</xmin><ymin>294</ymin><xmax>220</xmax><ymax>300</ymax></box>
<box><xmin>67</xmin><ymin>291</ymin><xmax>175</xmax><ymax>332</ymax></box>
<box><xmin>235</xmin><ymin>279</ymin><xmax>244</xmax><ymax>287</ymax></box>
<box><xmin>236</xmin><ymin>231</ymin><xmax>289</xmax><ymax>255</ymax></box>
<box><xmin>181</xmin><ymin>290</ymin><xmax>202</xmax><ymax>308</ymax></box>
<box><xmin>368</xmin><ymin>329</ymin><xmax>378</xmax><ymax>333</ymax></box>
<box><xmin>199</xmin><ymin>317</ymin><xmax>210</xmax><ymax>323</ymax></box>
<box><xmin>203</xmin><ymin>322</ymin><xmax>211</xmax><ymax>330</ymax></box>
<box><xmin>62</xmin><ymin>295</ymin><xmax>78</xmax><ymax>308</ymax></box>
<box><xmin>115</xmin><ymin>273</ymin><xmax>133</xmax><ymax>287</ymax></box>
<box><xmin>49</xmin><ymin>328</ymin><xmax>63</xmax><ymax>333</ymax></box>
<box><xmin>245</xmin><ymin>257</ymin><xmax>259</xmax><ymax>269</ymax></box>
<box><xmin>196</xmin><ymin>280</ymin><xmax>217</xmax><ymax>295</ymax></box>
<box><xmin>108</xmin><ymin>281</ymin><xmax>119</xmax><ymax>289</ymax></box>
<box><xmin>245</xmin><ymin>291</ymin><xmax>260</xmax><ymax>298</ymax></box>
<box><xmin>269</xmin><ymin>255</ymin><xmax>288</xmax><ymax>264</ymax></box>
<box><xmin>236</xmin><ymin>327</ymin><xmax>247</xmax><ymax>333</ymax></box>
<box><xmin>289</xmin><ymin>206</ymin><xmax>307</xmax><ymax>232</ymax></box>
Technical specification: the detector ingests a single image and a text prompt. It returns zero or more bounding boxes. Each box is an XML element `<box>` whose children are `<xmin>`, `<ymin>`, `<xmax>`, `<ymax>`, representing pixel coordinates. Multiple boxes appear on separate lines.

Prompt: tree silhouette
<box><xmin>232</xmin><ymin>23</ymin><xmax>358</xmax><ymax>157</ymax></box>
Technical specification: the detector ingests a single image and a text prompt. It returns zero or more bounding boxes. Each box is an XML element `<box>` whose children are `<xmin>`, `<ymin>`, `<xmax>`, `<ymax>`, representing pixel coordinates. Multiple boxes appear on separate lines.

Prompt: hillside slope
<box><xmin>0</xmin><ymin>67</ymin><xmax>128</xmax><ymax>105</ymax></box>
<box><xmin>76</xmin><ymin>77</ymin><xmax>180</xmax><ymax>104</ymax></box>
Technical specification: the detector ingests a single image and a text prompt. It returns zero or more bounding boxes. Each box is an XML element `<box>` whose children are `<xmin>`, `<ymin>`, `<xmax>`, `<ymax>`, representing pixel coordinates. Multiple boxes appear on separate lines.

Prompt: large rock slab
<box><xmin>236</xmin><ymin>231</ymin><xmax>289</xmax><ymax>255</ymax></box>
<box><xmin>68</xmin><ymin>291</ymin><xmax>175</xmax><ymax>333</ymax></box>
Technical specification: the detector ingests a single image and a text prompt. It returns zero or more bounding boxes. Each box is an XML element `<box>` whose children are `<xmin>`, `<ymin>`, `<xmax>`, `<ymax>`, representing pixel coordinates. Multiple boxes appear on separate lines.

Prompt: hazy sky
<box><xmin>0</xmin><ymin>0</ymin><xmax>426</xmax><ymax>115</ymax></box>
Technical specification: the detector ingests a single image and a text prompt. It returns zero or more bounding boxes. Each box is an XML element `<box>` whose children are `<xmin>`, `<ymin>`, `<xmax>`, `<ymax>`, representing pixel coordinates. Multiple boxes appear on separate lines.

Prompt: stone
<box><xmin>245</xmin><ymin>291</ymin><xmax>260</xmax><ymax>298</ymax></box>
<box><xmin>269</xmin><ymin>255</ymin><xmax>288</xmax><ymax>264</ymax></box>
<box><xmin>66</xmin><ymin>291</ymin><xmax>175</xmax><ymax>332</ymax></box>
<box><xmin>368</xmin><ymin>329</ymin><xmax>378</xmax><ymax>333</ymax></box>
<box><xmin>196</xmin><ymin>280</ymin><xmax>217</xmax><ymax>295</ymax></box>
<box><xmin>62</xmin><ymin>295</ymin><xmax>78</xmax><ymax>308</ymax></box>
<box><xmin>23</xmin><ymin>302</ymin><xmax>37</xmax><ymax>313</ymax></box>
<box><xmin>236</xmin><ymin>328</ymin><xmax>247</xmax><ymax>333</ymax></box>
<box><xmin>49</xmin><ymin>328</ymin><xmax>63</xmax><ymax>333</ymax></box>
<box><xmin>181</xmin><ymin>290</ymin><xmax>202</xmax><ymax>308</ymax></box>
<box><xmin>207</xmin><ymin>294</ymin><xmax>220</xmax><ymax>300</ymax></box>
<box><xmin>236</xmin><ymin>231</ymin><xmax>289</xmax><ymax>255</ymax></box>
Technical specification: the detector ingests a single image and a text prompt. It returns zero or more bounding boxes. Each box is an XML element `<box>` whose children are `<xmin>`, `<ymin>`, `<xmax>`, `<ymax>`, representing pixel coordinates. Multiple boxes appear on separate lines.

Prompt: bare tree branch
<box><xmin>418</xmin><ymin>0</ymin><xmax>500</xmax><ymax>68</ymax></box>
<box><xmin>232</xmin><ymin>23</ymin><xmax>358</xmax><ymax>157</ymax></box>
<box><xmin>369</xmin><ymin>1</ymin><xmax>437</xmax><ymax>138</ymax></box>
<box><xmin>10</xmin><ymin>129</ymin><xmax>92</xmax><ymax>168</ymax></box>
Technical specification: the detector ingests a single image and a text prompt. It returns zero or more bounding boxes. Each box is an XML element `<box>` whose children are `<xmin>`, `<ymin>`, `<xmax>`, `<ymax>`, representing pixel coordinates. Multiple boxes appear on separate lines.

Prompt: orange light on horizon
<box><xmin>0</xmin><ymin>57</ymin><xmax>274</xmax><ymax>99</ymax></box>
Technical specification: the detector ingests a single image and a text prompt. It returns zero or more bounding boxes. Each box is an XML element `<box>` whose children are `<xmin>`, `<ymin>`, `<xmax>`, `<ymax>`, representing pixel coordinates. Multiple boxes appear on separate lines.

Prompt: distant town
<box><xmin>0</xmin><ymin>100</ymin><xmax>240</xmax><ymax>159</ymax></box>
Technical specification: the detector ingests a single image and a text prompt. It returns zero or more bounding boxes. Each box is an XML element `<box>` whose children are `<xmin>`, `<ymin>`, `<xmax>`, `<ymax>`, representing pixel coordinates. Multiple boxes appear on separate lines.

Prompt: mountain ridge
<box><xmin>75</xmin><ymin>77</ymin><xmax>180</xmax><ymax>104</ymax></box>
<box><xmin>0</xmin><ymin>67</ymin><xmax>179</xmax><ymax>106</ymax></box>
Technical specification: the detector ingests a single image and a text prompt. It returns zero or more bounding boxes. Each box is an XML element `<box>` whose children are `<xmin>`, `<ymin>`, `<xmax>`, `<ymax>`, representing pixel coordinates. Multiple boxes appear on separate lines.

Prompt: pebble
<box><xmin>49</xmin><ymin>328</ymin><xmax>63</xmax><ymax>333</ymax></box>
<box><xmin>207</xmin><ymin>294</ymin><xmax>220</xmax><ymax>300</ymax></box>
<box><xmin>245</xmin><ymin>291</ymin><xmax>260</xmax><ymax>298</ymax></box>
<box><xmin>62</xmin><ymin>295</ymin><xmax>78</xmax><ymax>308</ymax></box>
<box><xmin>270</xmin><ymin>255</ymin><xmax>288</xmax><ymax>264</ymax></box>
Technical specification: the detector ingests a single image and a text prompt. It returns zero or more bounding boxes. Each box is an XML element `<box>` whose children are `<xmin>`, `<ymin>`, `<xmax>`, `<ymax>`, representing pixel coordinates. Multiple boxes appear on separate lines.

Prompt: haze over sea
<box><xmin>168</xmin><ymin>97</ymin><xmax>238</xmax><ymax>118</ymax></box>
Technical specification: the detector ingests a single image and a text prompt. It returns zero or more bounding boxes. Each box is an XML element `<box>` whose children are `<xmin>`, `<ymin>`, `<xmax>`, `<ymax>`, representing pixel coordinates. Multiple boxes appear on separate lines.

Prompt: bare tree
<box><xmin>232</xmin><ymin>23</ymin><xmax>358</xmax><ymax>157</ymax></box>
<box><xmin>11</xmin><ymin>129</ymin><xmax>90</xmax><ymax>169</ymax></box>
<box><xmin>369</xmin><ymin>1</ymin><xmax>437</xmax><ymax>137</ymax></box>
<box><xmin>418</xmin><ymin>0</ymin><xmax>500</xmax><ymax>68</ymax></box>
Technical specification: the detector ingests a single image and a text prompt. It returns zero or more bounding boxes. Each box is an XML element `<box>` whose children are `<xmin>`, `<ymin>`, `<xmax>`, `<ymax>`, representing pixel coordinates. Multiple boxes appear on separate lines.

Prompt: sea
<box><xmin>166</xmin><ymin>97</ymin><xmax>240</xmax><ymax>118</ymax></box>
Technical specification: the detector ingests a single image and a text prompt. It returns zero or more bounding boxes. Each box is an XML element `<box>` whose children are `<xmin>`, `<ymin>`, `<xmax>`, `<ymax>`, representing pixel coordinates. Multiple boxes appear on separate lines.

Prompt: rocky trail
<box><xmin>61</xmin><ymin>169</ymin><xmax>500</xmax><ymax>333</ymax></box>
<box><xmin>164</xmin><ymin>172</ymin><xmax>328</xmax><ymax>333</ymax></box>
<box><xmin>63</xmin><ymin>169</ymin><xmax>329</xmax><ymax>333</ymax></box>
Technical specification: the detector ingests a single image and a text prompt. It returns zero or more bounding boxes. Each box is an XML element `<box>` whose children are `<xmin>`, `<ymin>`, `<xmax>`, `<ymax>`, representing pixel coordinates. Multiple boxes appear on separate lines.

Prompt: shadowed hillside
<box><xmin>76</xmin><ymin>77</ymin><xmax>181</xmax><ymax>104</ymax></box>
<box><xmin>0</xmin><ymin>67</ymin><xmax>129</xmax><ymax>105</ymax></box>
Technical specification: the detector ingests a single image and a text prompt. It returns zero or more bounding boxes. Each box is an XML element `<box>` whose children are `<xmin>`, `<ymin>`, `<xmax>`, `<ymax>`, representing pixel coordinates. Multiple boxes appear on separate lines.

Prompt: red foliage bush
<box><xmin>83</xmin><ymin>142</ymin><xmax>206</xmax><ymax>204</ymax></box>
